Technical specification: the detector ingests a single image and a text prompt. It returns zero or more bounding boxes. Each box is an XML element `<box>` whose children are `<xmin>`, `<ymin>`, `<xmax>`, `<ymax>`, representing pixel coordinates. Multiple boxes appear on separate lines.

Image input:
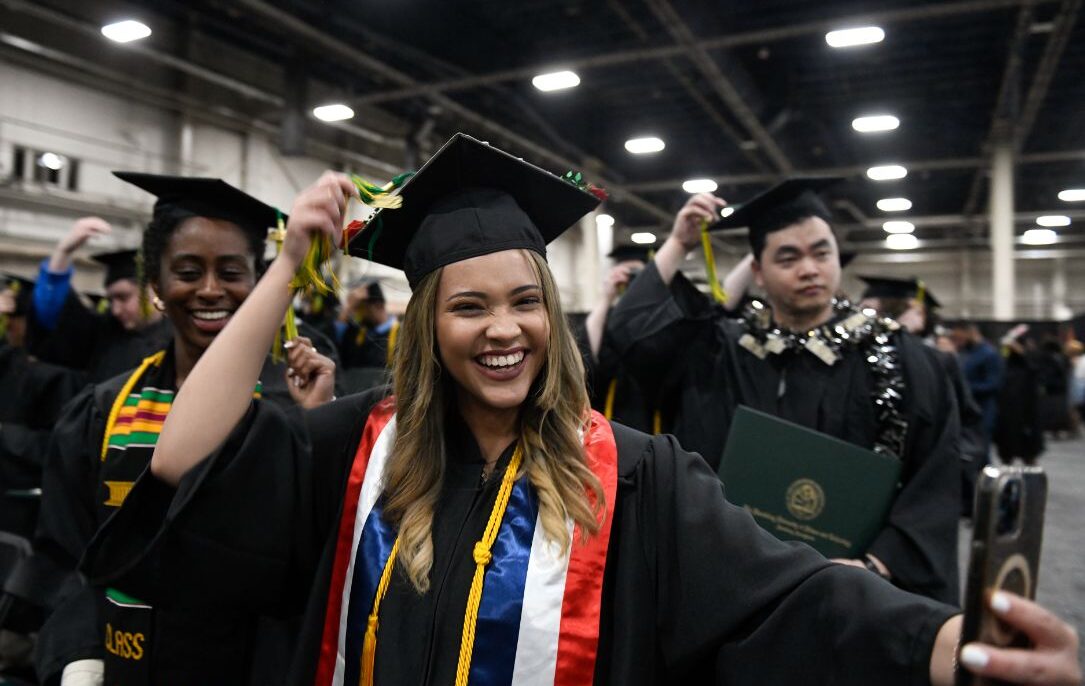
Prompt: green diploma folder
<box><xmin>718</xmin><ymin>406</ymin><xmax>902</xmax><ymax>558</ymax></box>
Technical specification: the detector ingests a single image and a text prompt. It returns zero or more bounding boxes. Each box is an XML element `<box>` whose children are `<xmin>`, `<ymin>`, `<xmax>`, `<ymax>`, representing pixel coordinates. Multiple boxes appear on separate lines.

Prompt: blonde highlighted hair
<box><xmin>383</xmin><ymin>250</ymin><xmax>605</xmax><ymax>593</ymax></box>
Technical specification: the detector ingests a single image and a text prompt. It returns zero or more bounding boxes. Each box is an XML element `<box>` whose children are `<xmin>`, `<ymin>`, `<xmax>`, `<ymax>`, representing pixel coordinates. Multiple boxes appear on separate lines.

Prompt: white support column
<box><xmin>1051</xmin><ymin>256</ymin><xmax>1070</xmax><ymax>320</ymax></box>
<box><xmin>989</xmin><ymin>143</ymin><xmax>1016</xmax><ymax>320</ymax></box>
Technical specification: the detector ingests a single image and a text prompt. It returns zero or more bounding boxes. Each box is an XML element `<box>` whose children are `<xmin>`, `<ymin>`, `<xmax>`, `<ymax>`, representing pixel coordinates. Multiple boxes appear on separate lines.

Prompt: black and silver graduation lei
<box><xmin>737</xmin><ymin>298</ymin><xmax>908</xmax><ymax>458</ymax></box>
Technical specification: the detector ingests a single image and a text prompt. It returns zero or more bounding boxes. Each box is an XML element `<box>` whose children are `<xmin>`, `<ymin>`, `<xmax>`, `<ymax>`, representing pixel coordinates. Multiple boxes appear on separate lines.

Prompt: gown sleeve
<box><xmin>603</xmin><ymin>261</ymin><xmax>718</xmax><ymax>393</ymax></box>
<box><xmin>622</xmin><ymin>429</ymin><xmax>957</xmax><ymax>684</ymax></box>
<box><xmin>867</xmin><ymin>338</ymin><xmax>962</xmax><ymax>605</ymax></box>
<box><xmin>81</xmin><ymin>391</ymin><xmax>380</xmax><ymax>618</ymax></box>
<box><xmin>32</xmin><ymin>386</ymin><xmax>111</xmax><ymax>682</ymax></box>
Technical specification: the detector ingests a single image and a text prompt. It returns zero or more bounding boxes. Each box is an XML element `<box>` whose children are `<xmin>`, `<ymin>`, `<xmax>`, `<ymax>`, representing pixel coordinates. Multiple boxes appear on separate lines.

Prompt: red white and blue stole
<box><xmin>314</xmin><ymin>398</ymin><xmax>619</xmax><ymax>685</ymax></box>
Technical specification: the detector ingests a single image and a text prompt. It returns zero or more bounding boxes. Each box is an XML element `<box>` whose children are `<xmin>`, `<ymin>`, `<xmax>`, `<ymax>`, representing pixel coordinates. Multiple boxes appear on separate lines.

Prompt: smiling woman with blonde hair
<box><xmin>83</xmin><ymin>135</ymin><xmax>1080</xmax><ymax>686</ymax></box>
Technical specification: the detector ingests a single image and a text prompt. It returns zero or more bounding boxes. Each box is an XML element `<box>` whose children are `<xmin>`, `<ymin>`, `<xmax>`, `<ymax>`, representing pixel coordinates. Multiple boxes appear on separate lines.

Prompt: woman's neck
<box><xmin>172</xmin><ymin>338</ymin><xmax>207</xmax><ymax>389</ymax></box>
<box><xmin>457</xmin><ymin>394</ymin><xmax>520</xmax><ymax>465</ymax></box>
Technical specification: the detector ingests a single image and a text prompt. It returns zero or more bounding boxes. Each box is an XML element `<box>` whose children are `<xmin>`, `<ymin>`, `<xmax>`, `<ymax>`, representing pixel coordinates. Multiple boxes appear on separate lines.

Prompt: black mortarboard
<box><xmin>364</xmin><ymin>282</ymin><xmax>385</xmax><ymax>302</ymax></box>
<box><xmin>711</xmin><ymin>177</ymin><xmax>843</xmax><ymax>252</ymax></box>
<box><xmin>858</xmin><ymin>275</ymin><xmax>942</xmax><ymax>308</ymax></box>
<box><xmin>2</xmin><ymin>273</ymin><xmax>35</xmax><ymax>316</ymax></box>
<box><xmin>92</xmin><ymin>250</ymin><xmax>139</xmax><ymax>287</ymax></box>
<box><xmin>607</xmin><ymin>244</ymin><xmax>653</xmax><ymax>263</ymax></box>
<box><xmin>112</xmin><ymin>172</ymin><xmax>284</xmax><ymax>241</ymax></box>
<box><xmin>348</xmin><ymin>133</ymin><xmax>602</xmax><ymax>288</ymax></box>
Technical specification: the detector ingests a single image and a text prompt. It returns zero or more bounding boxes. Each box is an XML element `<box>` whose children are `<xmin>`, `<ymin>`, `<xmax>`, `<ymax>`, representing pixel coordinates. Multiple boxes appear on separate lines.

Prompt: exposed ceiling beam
<box><xmin>605</xmin><ymin>0</ymin><xmax>770</xmax><ymax>173</ymax></box>
<box><xmin>1014</xmin><ymin>0</ymin><xmax>1081</xmax><ymax>149</ymax></box>
<box><xmin>348</xmin><ymin>0</ymin><xmax>1056</xmax><ymax>106</ymax></box>
<box><xmin>0</xmin><ymin>0</ymin><xmax>406</xmax><ymax>151</ymax></box>
<box><xmin>228</xmin><ymin>0</ymin><xmax>674</xmax><ymax>223</ymax></box>
<box><xmin>620</xmin><ymin>149</ymin><xmax>1085</xmax><ymax>192</ymax></box>
<box><xmin>0</xmin><ymin>33</ymin><xmax>403</xmax><ymax>177</ymax></box>
<box><xmin>959</xmin><ymin>3</ymin><xmax>1037</xmax><ymax>218</ymax></box>
<box><xmin>643</xmin><ymin>0</ymin><xmax>791</xmax><ymax>173</ymax></box>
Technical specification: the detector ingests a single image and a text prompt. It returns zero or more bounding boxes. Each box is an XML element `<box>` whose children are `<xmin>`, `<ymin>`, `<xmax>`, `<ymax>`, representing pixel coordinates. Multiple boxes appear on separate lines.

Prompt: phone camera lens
<box><xmin>997</xmin><ymin>480</ymin><xmax>1022</xmax><ymax>535</ymax></box>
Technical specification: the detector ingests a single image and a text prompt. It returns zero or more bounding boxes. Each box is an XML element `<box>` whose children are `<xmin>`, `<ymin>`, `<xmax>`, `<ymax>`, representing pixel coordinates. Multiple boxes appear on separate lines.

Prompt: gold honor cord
<box><xmin>360</xmin><ymin>446</ymin><xmax>524</xmax><ymax>686</ymax></box>
<box><xmin>699</xmin><ymin>220</ymin><xmax>728</xmax><ymax>305</ymax></box>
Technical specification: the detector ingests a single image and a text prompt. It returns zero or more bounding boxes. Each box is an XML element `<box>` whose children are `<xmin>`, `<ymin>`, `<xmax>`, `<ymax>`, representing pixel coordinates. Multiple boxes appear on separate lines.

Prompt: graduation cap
<box><xmin>2</xmin><ymin>273</ymin><xmax>35</xmax><ymax>316</ymax></box>
<box><xmin>348</xmin><ymin>133</ymin><xmax>602</xmax><ymax>288</ymax></box>
<box><xmin>362</xmin><ymin>281</ymin><xmax>385</xmax><ymax>303</ymax></box>
<box><xmin>858</xmin><ymin>275</ymin><xmax>941</xmax><ymax>308</ymax></box>
<box><xmin>607</xmin><ymin>244</ymin><xmax>654</xmax><ymax>263</ymax></box>
<box><xmin>711</xmin><ymin>177</ymin><xmax>844</xmax><ymax>254</ymax></box>
<box><xmin>112</xmin><ymin>172</ymin><xmax>283</xmax><ymax>242</ymax></box>
<box><xmin>91</xmin><ymin>250</ymin><xmax>139</xmax><ymax>287</ymax></box>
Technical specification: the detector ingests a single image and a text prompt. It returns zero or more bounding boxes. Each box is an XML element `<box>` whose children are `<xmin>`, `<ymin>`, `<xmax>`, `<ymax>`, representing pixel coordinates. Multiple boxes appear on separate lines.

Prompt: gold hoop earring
<box><xmin>152</xmin><ymin>296</ymin><xmax>166</xmax><ymax>312</ymax></box>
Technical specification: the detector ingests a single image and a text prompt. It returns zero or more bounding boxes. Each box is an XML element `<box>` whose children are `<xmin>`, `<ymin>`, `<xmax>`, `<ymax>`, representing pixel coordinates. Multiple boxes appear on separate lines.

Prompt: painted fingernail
<box><xmin>287</xmin><ymin>368</ymin><xmax>295</xmax><ymax>376</ymax></box>
<box><xmin>959</xmin><ymin>645</ymin><xmax>989</xmax><ymax>670</ymax></box>
<box><xmin>990</xmin><ymin>592</ymin><xmax>1011</xmax><ymax>614</ymax></box>
<box><xmin>283</xmin><ymin>340</ymin><xmax>296</xmax><ymax>349</ymax></box>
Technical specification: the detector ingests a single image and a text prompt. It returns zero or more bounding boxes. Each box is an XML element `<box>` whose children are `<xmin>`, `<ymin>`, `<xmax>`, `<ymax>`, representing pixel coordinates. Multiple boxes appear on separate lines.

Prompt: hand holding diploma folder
<box><xmin>718</xmin><ymin>406</ymin><xmax>902</xmax><ymax>559</ymax></box>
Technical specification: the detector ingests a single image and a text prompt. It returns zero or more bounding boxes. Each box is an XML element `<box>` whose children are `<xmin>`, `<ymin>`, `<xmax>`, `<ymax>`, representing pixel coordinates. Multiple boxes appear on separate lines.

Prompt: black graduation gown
<box><xmin>83</xmin><ymin>391</ymin><xmax>956</xmax><ymax>685</ymax></box>
<box><xmin>31</xmin><ymin>347</ymin><xmax>302</xmax><ymax>685</ymax></box>
<box><xmin>605</xmin><ymin>262</ymin><xmax>961</xmax><ymax>604</ymax></box>
<box><xmin>28</xmin><ymin>292</ymin><xmax>173</xmax><ymax>383</ymax></box>
<box><xmin>570</xmin><ymin>313</ymin><xmax>655</xmax><ymax>433</ymax></box>
<box><xmin>0</xmin><ymin>346</ymin><xmax>86</xmax><ymax>537</ymax></box>
<box><xmin>338</xmin><ymin>321</ymin><xmax>395</xmax><ymax>370</ymax></box>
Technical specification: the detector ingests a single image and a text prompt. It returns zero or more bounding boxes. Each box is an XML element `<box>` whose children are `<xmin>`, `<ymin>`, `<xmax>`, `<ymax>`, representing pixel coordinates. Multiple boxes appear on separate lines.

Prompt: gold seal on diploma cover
<box><xmin>785</xmin><ymin>478</ymin><xmax>825</xmax><ymax>520</ymax></box>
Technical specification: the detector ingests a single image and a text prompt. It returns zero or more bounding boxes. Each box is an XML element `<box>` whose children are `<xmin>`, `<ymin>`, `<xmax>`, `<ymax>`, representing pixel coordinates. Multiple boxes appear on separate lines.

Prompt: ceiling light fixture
<box><xmin>682</xmin><ymin>178</ymin><xmax>718</xmax><ymax>193</ymax></box>
<box><xmin>825</xmin><ymin>26</ymin><xmax>885</xmax><ymax>48</ymax></box>
<box><xmin>1057</xmin><ymin>188</ymin><xmax>1085</xmax><ymax>202</ymax></box>
<box><xmin>867</xmin><ymin>164</ymin><xmax>907</xmax><ymax>181</ymax></box>
<box><xmin>1036</xmin><ymin>215</ymin><xmax>1070</xmax><ymax>227</ymax></box>
<box><xmin>882</xmin><ymin>220</ymin><xmax>915</xmax><ymax>234</ymax></box>
<box><xmin>852</xmin><ymin>115</ymin><xmax>900</xmax><ymax>133</ymax></box>
<box><xmin>631</xmin><ymin>232</ymin><xmax>657</xmax><ymax>245</ymax></box>
<box><xmin>625</xmin><ymin>137</ymin><xmax>665</xmax><ymax>154</ymax></box>
<box><xmin>1022</xmin><ymin>229</ymin><xmax>1057</xmax><ymax>245</ymax></box>
<box><xmin>720</xmin><ymin>206</ymin><xmax>735</xmax><ymax>218</ymax></box>
<box><xmin>101</xmin><ymin>20</ymin><xmax>152</xmax><ymax>43</ymax></box>
<box><xmin>312</xmin><ymin>104</ymin><xmax>355</xmax><ymax>122</ymax></box>
<box><xmin>532</xmin><ymin>70</ymin><xmax>580</xmax><ymax>92</ymax></box>
<box><xmin>595</xmin><ymin>214</ymin><xmax>615</xmax><ymax>229</ymax></box>
<box><xmin>877</xmin><ymin>197</ymin><xmax>912</xmax><ymax>212</ymax></box>
<box><xmin>886</xmin><ymin>234</ymin><xmax>918</xmax><ymax>250</ymax></box>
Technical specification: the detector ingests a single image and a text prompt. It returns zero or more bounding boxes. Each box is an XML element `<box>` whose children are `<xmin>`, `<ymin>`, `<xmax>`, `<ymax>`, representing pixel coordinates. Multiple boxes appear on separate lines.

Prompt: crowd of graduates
<box><xmin>0</xmin><ymin>134</ymin><xmax>1079</xmax><ymax>685</ymax></box>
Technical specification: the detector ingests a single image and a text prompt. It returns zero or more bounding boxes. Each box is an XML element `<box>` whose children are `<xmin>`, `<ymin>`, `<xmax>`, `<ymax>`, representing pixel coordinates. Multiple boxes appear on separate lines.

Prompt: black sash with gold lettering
<box><xmin>100</xmin><ymin>589</ymin><xmax>152</xmax><ymax>686</ymax></box>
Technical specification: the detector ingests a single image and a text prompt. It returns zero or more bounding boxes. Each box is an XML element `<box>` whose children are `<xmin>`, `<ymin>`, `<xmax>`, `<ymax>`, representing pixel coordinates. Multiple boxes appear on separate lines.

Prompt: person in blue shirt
<box><xmin>951</xmin><ymin>322</ymin><xmax>1003</xmax><ymax>446</ymax></box>
<box><xmin>29</xmin><ymin>217</ymin><xmax>172</xmax><ymax>382</ymax></box>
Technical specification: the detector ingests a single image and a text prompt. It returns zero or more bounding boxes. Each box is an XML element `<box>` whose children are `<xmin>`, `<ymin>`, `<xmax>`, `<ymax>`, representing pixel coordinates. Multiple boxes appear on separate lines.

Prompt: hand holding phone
<box><xmin>957</xmin><ymin>466</ymin><xmax>1047</xmax><ymax>686</ymax></box>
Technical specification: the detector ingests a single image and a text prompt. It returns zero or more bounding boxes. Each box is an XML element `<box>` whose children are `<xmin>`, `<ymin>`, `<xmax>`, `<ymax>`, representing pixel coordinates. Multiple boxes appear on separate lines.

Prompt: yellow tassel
<box><xmin>699</xmin><ymin>219</ymin><xmax>728</xmax><ymax>305</ymax></box>
<box><xmin>359</xmin><ymin>537</ymin><xmax>400</xmax><ymax>686</ymax></box>
<box><xmin>360</xmin><ymin>615</ymin><xmax>379</xmax><ymax>686</ymax></box>
<box><xmin>385</xmin><ymin>321</ymin><xmax>400</xmax><ymax>368</ymax></box>
<box><xmin>603</xmin><ymin>378</ymin><xmax>618</xmax><ymax>420</ymax></box>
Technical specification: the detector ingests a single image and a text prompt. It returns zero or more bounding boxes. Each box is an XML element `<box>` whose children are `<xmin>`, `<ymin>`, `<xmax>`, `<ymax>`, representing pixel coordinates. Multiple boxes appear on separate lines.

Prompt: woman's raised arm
<box><xmin>150</xmin><ymin>172</ymin><xmax>357</xmax><ymax>485</ymax></box>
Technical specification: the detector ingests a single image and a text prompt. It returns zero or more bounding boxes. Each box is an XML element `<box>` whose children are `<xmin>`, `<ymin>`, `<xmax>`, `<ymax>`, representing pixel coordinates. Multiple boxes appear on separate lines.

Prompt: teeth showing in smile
<box><xmin>479</xmin><ymin>351</ymin><xmax>525</xmax><ymax>369</ymax></box>
<box><xmin>192</xmin><ymin>310</ymin><xmax>230</xmax><ymax>321</ymax></box>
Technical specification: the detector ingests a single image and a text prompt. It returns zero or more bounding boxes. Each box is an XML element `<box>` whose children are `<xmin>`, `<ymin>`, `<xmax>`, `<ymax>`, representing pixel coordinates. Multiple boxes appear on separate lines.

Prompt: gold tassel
<box><xmin>699</xmin><ymin>220</ymin><xmax>728</xmax><ymax>305</ymax></box>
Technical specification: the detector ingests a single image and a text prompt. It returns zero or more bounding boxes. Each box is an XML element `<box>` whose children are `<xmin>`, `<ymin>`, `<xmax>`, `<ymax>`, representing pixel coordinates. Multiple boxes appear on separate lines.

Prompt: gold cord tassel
<box><xmin>360</xmin><ymin>537</ymin><xmax>400</xmax><ymax>686</ymax></box>
<box><xmin>699</xmin><ymin>220</ymin><xmax>728</xmax><ymax>305</ymax></box>
<box><xmin>454</xmin><ymin>446</ymin><xmax>523</xmax><ymax>685</ymax></box>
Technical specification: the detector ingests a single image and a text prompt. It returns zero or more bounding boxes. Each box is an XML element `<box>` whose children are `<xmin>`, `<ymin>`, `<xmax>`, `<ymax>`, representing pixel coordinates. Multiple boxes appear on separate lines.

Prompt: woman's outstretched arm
<box><xmin>151</xmin><ymin>172</ymin><xmax>356</xmax><ymax>485</ymax></box>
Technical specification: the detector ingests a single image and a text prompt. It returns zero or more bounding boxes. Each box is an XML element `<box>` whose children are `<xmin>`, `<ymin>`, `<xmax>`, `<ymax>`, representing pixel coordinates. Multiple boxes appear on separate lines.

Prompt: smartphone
<box><xmin>957</xmin><ymin>466</ymin><xmax>1047</xmax><ymax>686</ymax></box>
